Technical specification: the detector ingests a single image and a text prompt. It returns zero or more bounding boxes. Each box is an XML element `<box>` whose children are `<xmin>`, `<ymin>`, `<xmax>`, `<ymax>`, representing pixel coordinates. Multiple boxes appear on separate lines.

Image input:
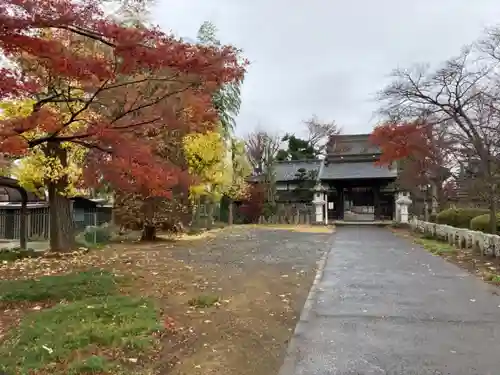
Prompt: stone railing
<box><xmin>410</xmin><ymin>217</ymin><xmax>500</xmax><ymax>257</ymax></box>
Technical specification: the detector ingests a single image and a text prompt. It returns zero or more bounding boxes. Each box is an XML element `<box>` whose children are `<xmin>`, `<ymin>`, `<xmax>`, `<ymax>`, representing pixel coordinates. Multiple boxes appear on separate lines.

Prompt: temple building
<box><xmin>271</xmin><ymin>134</ymin><xmax>399</xmax><ymax>222</ymax></box>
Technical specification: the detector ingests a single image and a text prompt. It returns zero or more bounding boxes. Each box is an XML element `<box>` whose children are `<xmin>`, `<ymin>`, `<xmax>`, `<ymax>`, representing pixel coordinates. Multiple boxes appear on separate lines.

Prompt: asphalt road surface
<box><xmin>283</xmin><ymin>226</ymin><xmax>500</xmax><ymax>375</ymax></box>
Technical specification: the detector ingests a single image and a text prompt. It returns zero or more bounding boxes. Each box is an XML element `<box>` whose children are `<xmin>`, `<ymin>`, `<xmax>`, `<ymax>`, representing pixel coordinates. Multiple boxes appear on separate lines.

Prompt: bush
<box><xmin>239</xmin><ymin>184</ymin><xmax>266</xmax><ymax>223</ymax></box>
<box><xmin>436</xmin><ymin>208</ymin><xmax>489</xmax><ymax>228</ymax></box>
<box><xmin>470</xmin><ymin>213</ymin><xmax>500</xmax><ymax>234</ymax></box>
<box><xmin>83</xmin><ymin>225</ymin><xmax>112</xmax><ymax>245</ymax></box>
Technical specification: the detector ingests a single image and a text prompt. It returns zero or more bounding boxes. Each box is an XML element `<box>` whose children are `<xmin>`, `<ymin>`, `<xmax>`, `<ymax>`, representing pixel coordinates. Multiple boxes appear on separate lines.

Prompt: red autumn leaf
<box><xmin>0</xmin><ymin>0</ymin><xmax>247</xmax><ymax>198</ymax></box>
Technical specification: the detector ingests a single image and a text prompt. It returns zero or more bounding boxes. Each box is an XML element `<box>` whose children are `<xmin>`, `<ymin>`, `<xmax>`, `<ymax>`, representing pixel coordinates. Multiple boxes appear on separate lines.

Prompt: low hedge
<box><xmin>436</xmin><ymin>208</ymin><xmax>489</xmax><ymax>228</ymax></box>
<box><xmin>470</xmin><ymin>213</ymin><xmax>500</xmax><ymax>234</ymax></box>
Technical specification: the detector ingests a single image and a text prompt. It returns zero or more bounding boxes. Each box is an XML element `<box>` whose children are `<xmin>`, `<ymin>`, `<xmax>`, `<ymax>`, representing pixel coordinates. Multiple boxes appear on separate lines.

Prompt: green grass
<box><xmin>68</xmin><ymin>355</ymin><xmax>114</xmax><ymax>374</ymax></box>
<box><xmin>0</xmin><ymin>269</ymin><xmax>118</xmax><ymax>302</ymax></box>
<box><xmin>414</xmin><ymin>237</ymin><xmax>457</xmax><ymax>255</ymax></box>
<box><xmin>0</xmin><ymin>295</ymin><xmax>162</xmax><ymax>374</ymax></box>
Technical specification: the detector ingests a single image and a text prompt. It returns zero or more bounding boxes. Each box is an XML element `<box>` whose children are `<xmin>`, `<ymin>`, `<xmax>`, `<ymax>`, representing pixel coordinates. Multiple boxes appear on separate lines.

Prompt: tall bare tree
<box><xmin>304</xmin><ymin>115</ymin><xmax>341</xmax><ymax>155</ymax></box>
<box><xmin>245</xmin><ymin>130</ymin><xmax>281</xmax><ymax>175</ymax></box>
<box><xmin>378</xmin><ymin>42</ymin><xmax>500</xmax><ymax>232</ymax></box>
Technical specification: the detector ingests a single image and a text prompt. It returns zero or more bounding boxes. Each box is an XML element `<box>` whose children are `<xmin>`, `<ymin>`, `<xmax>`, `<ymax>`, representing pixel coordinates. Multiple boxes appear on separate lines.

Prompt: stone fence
<box><xmin>410</xmin><ymin>217</ymin><xmax>500</xmax><ymax>257</ymax></box>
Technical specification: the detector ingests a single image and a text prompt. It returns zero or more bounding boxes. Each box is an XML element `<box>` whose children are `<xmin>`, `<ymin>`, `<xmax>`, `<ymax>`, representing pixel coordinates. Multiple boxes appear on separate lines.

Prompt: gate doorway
<box><xmin>343</xmin><ymin>186</ymin><xmax>375</xmax><ymax>222</ymax></box>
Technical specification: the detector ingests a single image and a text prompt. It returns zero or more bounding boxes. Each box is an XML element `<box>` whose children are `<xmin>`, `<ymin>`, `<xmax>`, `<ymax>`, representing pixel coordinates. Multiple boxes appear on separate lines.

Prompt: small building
<box><xmin>264</xmin><ymin>134</ymin><xmax>399</xmax><ymax>222</ymax></box>
<box><xmin>0</xmin><ymin>186</ymin><xmax>113</xmax><ymax>240</ymax></box>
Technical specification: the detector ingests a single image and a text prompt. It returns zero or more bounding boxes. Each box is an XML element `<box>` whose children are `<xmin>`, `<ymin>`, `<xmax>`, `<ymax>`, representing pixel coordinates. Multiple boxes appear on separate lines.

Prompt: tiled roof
<box><xmin>319</xmin><ymin>161</ymin><xmax>397</xmax><ymax>180</ymax></box>
<box><xmin>252</xmin><ymin>158</ymin><xmax>397</xmax><ymax>183</ymax></box>
<box><xmin>273</xmin><ymin>160</ymin><xmax>321</xmax><ymax>181</ymax></box>
<box><xmin>326</xmin><ymin>134</ymin><xmax>380</xmax><ymax>156</ymax></box>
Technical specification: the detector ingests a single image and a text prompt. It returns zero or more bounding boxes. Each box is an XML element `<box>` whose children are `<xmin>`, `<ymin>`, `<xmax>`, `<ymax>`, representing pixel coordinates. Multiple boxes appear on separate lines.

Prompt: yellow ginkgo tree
<box><xmin>0</xmin><ymin>99</ymin><xmax>88</xmax><ymax>198</ymax></box>
<box><xmin>183</xmin><ymin>130</ymin><xmax>252</xmax><ymax>226</ymax></box>
<box><xmin>183</xmin><ymin>130</ymin><xmax>232</xmax><ymax>226</ymax></box>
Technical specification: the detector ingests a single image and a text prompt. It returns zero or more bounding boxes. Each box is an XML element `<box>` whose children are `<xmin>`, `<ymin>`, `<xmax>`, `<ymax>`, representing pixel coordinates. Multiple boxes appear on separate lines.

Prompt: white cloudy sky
<box><xmin>152</xmin><ymin>0</ymin><xmax>500</xmax><ymax>138</ymax></box>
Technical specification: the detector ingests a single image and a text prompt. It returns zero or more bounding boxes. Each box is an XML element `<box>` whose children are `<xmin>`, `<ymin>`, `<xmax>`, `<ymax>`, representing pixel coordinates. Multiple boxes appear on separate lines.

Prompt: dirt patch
<box><xmin>392</xmin><ymin>227</ymin><xmax>500</xmax><ymax>289</ymax></box>
<box><xmin>0</xmin><ymin>226</ymin><xmax>333</xmax><ymax>375</ymax></box>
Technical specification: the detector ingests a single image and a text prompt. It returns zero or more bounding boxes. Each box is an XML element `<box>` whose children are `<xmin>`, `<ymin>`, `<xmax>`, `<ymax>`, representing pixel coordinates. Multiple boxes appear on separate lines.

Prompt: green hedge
<box><xmin>470</xmin><ymin>213</ymin><xmax>500</xmax><ymax>234</ymax></box>
<box><xmin>436</xmin><ymin>208</ymin><xmax>489</xmax><ymax>228</ymax></box>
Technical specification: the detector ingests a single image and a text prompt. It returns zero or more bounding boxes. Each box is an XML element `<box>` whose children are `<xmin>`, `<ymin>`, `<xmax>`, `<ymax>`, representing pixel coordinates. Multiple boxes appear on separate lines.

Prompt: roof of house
<box><xmin>272</xmin><ymin>160</ymin><xmax>322</xmax><ymax>181</ymax></box>
<box><xmin>320</xmin><ymin>161</ymin><xmax>397</xmax><ymax>180</ymax></box>
<box><xmin>250</xmin><ymin>134</ymin><xmax>397</xmax><ymax>183</ymax></box>
<box><xmin>0</xmin><ymin>177</ymin><xmax>43</xmax><ymax>203</ymax></box>
<box><xmin>268</xmin><ymin>159</ymin><xmax>397</xmax><ymax>182</ymax></box>
<box><xmin>326</xmin><ymin>133</ymin><xmax>381</xmax><ymax>158</ymax></box>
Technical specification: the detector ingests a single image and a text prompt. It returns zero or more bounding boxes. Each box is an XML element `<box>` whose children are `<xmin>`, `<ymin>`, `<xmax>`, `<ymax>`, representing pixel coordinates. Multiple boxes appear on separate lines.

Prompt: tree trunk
<box><xmin>19</xmin><ymin>189</ymin><xmax>27</xmax><ymax>250</ymax></box>
<box><xmin>44</xmin><ymin>142</ymin><xmax>75</xmax><ymax>252</ymax></box>
<box><xmin>489</xmin><ymin>184</ymin><xmax>497</xmax><ymax>235</ymax></box>
<box><xmin>430</xmin><ymin>183</ymin><xmax>439</xmax><ymax>215</ymax></box>
<box><xmin>228</xmin><ymin>199</ymin><xmax>234</xmax><ymax>225</ymax></box>
<box><xmin>141</xmin><ymin>224</ymin><xmax>157</xmax><ymax>241</ymax></box>
<box><xmin>206</xmin><ymin>202</ymin><xmax>214</xmax><ymax>229</ymax></box>
<box><xmin>48</xmin><ymin>181</ymin><xmax>76</xmax><ymax>252</ymax></box>
<box><xmin>195</xmin><ymin>197</ymin><xmax>201</xmax><ymax>226</ymax></box>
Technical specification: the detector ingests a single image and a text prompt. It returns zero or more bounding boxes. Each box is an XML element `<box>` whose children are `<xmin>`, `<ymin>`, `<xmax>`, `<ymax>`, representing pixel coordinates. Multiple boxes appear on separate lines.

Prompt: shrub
<box><xmin>83</xmin><ymin>225</ymin><xmax>112</xmax><ymax>244</ymax></box>
<box><xmin>239</xmin><ymin>183</ymin><xmax>266</xmax><ymax>223</ymax></box>
<box><xmin>436</xmin><ymin>208</ymin><xmax>489</xmax><ymax>228</ymax></box>
<box><xmin>470</xmin><ymin>213</ymin><xmax>500</xmax><ymax>234</ymax></box>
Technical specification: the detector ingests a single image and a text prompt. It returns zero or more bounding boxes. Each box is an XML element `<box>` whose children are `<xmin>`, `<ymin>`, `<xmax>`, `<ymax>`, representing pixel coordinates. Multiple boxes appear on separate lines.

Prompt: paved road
<box><xmin>283</xmin><ymin>226</ymin><xmax>500</xmax><ymax>375</ymax></box>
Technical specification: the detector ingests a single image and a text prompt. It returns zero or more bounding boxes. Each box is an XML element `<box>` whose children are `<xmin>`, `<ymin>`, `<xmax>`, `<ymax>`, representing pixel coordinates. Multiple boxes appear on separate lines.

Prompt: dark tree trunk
<box><xmin>489</xmin><ymin>184</ymin><xmax>497</xmax><ymax>235</ymax></box>
<box><xmin>195</xmin><ymin>197</ymin><xmax>201</xmax><ymax>226</ymax></box>
<box><xmin>206</xmin><ymin>202</ymin><xmax>214</xmax><ymax>229</ymax></box>
<box><xmin>228</xmin><ymin>199</ymin><xmax>234</xmax><ymax>225</ymax></box>
<box><xmin>45</xmin><ymin>142</ymin><xmax>75</xmax><ymax>252</ymax></box>
<box><xmin>19</xmin><ymin>189</ymin><xmax>27</xmax><ymax>250</ymax></box>
<box><xmin>48</xmin><ymin>181</ymin><xmax>76</xmax><ymax>252</ymax></box>
<box><xmin>141</xmin><ymin>224</ymin><xmax>157</xmax><ymax>241</ymax></box>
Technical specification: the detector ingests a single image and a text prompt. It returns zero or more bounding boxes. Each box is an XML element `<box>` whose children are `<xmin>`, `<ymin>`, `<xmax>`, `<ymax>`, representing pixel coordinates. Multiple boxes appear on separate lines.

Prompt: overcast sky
<box><xmin>152</xmin><ymin>0</ymin><xmax>500</xmax><ymax>138</ymax></box>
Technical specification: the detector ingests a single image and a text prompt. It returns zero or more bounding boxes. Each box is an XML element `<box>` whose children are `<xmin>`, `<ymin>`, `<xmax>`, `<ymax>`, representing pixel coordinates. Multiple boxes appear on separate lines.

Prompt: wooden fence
<box><xmin>257</xmin><ymin>203</ymin><xmax>314</xmax><ymax>225</ymax></box>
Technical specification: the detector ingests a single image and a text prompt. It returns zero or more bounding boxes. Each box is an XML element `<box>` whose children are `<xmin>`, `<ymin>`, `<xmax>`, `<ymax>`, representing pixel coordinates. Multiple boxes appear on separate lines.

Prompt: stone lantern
<box><xmin>312</xmin><ymin>182</ymin><xmax>326</xmax><ymax>224</ymax></box>
<box><xmin>396</xmin><ymin>193</ymin><xmax>412</xmax><ymax>224</ymax></box>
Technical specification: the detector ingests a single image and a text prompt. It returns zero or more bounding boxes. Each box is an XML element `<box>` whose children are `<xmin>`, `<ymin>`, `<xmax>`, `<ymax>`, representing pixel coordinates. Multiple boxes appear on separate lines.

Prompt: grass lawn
<box><xmin>0</xmin><ymin>271</ymin><xmax>162</xmax><ymax>375</ymax></box>
<box><xmin>0</xmin><ymin>225</ymin><xmax>330</xmax><ymax>375</ymax></box>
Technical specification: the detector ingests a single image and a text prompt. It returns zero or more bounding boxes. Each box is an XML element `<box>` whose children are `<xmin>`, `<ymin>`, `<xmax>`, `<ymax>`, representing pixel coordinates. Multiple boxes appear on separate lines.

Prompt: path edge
<box><xmin>277</xmin><ymin>244</ymin><xmax>331</xmax><ymax>375</ymax></box>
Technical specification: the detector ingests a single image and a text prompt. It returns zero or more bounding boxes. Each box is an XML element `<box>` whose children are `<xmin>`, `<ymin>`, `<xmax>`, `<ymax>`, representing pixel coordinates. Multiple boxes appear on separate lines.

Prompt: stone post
<box><xmin>324</xmin><ymin>192</ymin><xmax>328</xmax><ymax>225</ymax></box>
<box><xmin>312</xmin><ymin>183</ymin><xmax>326</xmax><ymax>224</ymax></box>
<box><xmin>396</xmin><ymin>193</ymin><xmax>412</xmax><ymax>224</ymax></box>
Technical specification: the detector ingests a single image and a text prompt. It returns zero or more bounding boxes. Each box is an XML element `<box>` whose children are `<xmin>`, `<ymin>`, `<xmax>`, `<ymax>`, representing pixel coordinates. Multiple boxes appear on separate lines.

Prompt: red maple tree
<box><xmin>370</xmin><ymin>121</ymin><xmax>451</xmax><ymax>209</ymax></box>
<box><xmin>0</xmin><ymin>0</ymin><xmax>246</xmax><ymax>251</ymax></box>
<box><xmin>239</xmin><ymin>183</ymin><xmax>266</xmax><ymax>223</ymax></box>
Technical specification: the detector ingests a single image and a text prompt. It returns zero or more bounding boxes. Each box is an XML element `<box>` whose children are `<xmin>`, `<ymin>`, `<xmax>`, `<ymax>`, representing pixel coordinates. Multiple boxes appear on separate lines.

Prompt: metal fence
<box><xmin>0</xmin><ymin>207</ymin><xmax>110</xmax><ymax>240</ymax></box>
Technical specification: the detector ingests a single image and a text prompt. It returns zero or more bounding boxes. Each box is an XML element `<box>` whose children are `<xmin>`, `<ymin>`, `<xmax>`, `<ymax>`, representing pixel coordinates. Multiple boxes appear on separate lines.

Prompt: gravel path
<box><xmin>162</xmin><ymin>225</ymin><xmax>335</xmax><ymax>375</ymax></box>
<box><xmin>169</xmin><ymin>226</ymin><xmax>334</xmax><ymax>269</ymax></box>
